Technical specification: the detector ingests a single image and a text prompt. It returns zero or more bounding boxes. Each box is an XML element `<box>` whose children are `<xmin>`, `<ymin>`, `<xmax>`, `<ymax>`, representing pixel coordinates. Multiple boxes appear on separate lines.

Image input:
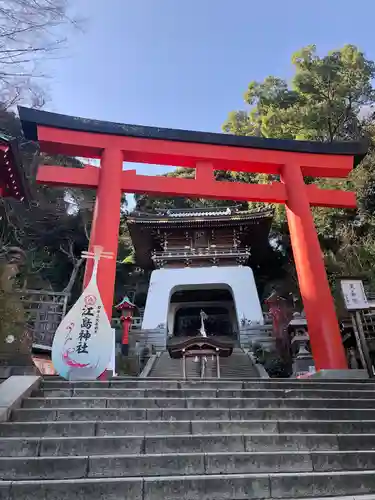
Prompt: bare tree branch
<box><xmin>0</xmin><ymin>0</ymin><xmax>82</xmax><ymax>107</ymax></box>
<box><xmin>63</xmin><ymin>257</ymin><xmax>83</xmax><ymax>294</ymax></box>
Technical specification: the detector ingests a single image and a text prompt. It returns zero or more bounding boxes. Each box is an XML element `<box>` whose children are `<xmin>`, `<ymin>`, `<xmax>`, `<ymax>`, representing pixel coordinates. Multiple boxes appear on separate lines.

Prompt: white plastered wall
<box><xmin>142</xmin><ymin>266</ymin><xmax>263</xmax><ymax>332</ymax></box>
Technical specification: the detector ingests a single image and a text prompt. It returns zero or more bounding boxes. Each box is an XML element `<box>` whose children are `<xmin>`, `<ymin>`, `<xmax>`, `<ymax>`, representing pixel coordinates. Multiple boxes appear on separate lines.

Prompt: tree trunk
<box><xmin>63</xmin><ymin>258</ymin><xmax>84</xmax><ymax>295</ymax></box>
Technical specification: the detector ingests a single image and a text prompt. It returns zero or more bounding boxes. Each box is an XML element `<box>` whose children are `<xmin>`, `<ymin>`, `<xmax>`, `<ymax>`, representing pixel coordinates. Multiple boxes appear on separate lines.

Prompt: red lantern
<box><xmin>116</xmin><ymin>296</ymin><xmax>136</xmax><ymax>356</ymax></box>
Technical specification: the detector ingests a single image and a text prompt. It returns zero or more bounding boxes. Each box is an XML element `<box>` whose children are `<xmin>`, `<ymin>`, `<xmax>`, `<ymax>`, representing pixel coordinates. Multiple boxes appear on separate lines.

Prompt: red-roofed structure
<box><xmin>0</xmin><ymin>134</ymin><xmax>30</xmax><ymax>201</ymax></box>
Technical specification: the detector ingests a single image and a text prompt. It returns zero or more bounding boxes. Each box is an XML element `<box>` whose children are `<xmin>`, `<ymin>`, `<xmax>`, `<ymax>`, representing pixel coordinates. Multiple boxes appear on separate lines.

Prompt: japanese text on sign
<box><xmin>76</xmin><ymin>306</ymin><xmax>94</xmax><ymax>354</ymax></box>
<box><xmin>340</xmin><ymin>279</ymin><xmax>370</xmax><ymax>310</ymax></box>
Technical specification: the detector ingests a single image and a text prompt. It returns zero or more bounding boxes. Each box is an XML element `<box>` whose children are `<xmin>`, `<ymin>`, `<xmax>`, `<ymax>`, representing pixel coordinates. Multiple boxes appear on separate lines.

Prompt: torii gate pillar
<box><xmin>83</xmin><ymin>148</ymin><xmax>123</xmax><ymax>317</ymax></box>
<box><xmin>281</xmin><ymin>164</ymin><xmax>347</xmax><ymax>369</ymax></box>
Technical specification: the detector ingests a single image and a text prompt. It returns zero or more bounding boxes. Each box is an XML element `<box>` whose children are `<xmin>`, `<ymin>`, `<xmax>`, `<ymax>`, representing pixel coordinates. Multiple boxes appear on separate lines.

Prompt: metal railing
<box><xmin>181</xmin><ymin>348</ymin><xmax>221</xmax><ymax>379</ymax></box>
<box><xmin>152</xmin><ymin>247</ymin><xmax>250</xmax><ymax>261</ymax></box>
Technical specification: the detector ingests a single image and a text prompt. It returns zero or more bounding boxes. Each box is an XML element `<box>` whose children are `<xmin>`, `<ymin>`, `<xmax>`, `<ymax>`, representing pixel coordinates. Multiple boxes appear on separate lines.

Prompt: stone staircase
<box><xmin>3</xmin><ymin>377</ymin><xmax>375</xmax><ymax>498</ymax></box>
<box><xmin>149</xmin><ymin>348</ymin><xmax>259</xmax><ymax>378</ymax></box>
<box><xmin>214</xmin><ymin>349</ymin><xmax>260</xmax><ymax>378</ymax></box>
<box><xmin>149</xmin><ymin>352</ymin><xmax>201</xmax><ymax>378</ymax></box>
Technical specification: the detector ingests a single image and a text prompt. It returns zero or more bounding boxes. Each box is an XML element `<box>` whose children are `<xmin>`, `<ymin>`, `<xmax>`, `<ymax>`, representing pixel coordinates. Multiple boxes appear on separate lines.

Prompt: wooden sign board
<box><xmin>340</xmin><ymin>279</ymin><xmax>370</xmax><ymax>311</ymax></box>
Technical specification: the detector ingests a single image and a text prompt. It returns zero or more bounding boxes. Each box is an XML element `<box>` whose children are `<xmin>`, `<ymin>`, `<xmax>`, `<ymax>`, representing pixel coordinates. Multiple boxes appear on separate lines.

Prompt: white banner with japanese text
<box><xmin>52</xmin><ymin>251</ymin><xmax>113</xmax><ymax>380</ymax></box>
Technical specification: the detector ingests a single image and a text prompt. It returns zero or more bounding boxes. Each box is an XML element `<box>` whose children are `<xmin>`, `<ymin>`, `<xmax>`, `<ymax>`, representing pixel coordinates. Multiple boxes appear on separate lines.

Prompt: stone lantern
<box><xmin>288</xmin><ymin>312</ymin><xmax>315</xmax><ymax>376</ymax></box>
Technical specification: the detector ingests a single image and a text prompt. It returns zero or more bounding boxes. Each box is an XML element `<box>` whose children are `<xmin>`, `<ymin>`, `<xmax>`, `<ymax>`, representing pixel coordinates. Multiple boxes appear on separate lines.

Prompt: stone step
<box><xmin>3</xmin><ymin>432</ymin><xmax>375</xmax><ymax>457</ymax></box>
<box><xmin>5</xmin><ymin>450</ymin><xmax>375</xmax><ymax>480</ymax></box>
<box><xmin>12</xmin><ymin>407</ymin><xmax>375</xmax><ymax>422</ymax></box>
<box><xmin>5</xmin><ymin>469</ymin><xmax>375</xmax><ymax>499</ymax></box>
<box><xmin>34</xmin><ymin>387</ymin><xmax>375</xmax><ymax>399</ymax></box>
<box><xmin>22</xmin><ymin>396</ymin><xmax>375</xmax><ymax>409</ymax></box>
<box><xmin>149</xmin><ymin>351</ymin><xmax>259</xmax><ymax>379</ymax></box>
<box><xmin>110</xmin><ymin>374</ymin><xmax>375</xmax><ymax>381</ymax></box>
<box><xmin>41</xmin><ymin>379</ymin><xmax>375</xmax><ymax>390</ymax></box>
<box><xmin>3</xmin><ymin>419</ymin><xmax>375</xmax><ymax>438</ymax></box>
<box><xmin>267</xmin><ymin>496</ymin><xmax>375</xmax><ymax>500</ymax></box>
<box><xmin>7</xmin><ymin>375</ymin><xmax>375</xmax><ymax>499</ymax></box>
<box><xmin>149</xmin><ymin>354</ymin><xmax>200</xmax><ymax>378</ymax></box>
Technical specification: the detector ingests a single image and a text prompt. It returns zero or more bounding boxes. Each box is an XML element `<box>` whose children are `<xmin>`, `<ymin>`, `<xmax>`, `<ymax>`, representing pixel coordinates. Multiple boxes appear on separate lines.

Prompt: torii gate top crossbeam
<box><xmin>19</xmin><ymin>107</ymin><xmax>368</xmax><ymax>178</ymax></box>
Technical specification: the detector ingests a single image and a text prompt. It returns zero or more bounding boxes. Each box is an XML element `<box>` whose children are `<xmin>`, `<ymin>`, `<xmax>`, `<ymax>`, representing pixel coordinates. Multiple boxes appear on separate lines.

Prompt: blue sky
<box><xmin>45</xmin><ymin>0</ymin><xmax>375</xmax><ymax>205</ymax></box>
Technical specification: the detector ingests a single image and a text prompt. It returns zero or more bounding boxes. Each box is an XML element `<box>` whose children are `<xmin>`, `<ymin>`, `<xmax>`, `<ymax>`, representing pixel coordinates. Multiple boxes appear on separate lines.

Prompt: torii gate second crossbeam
<box><xmin>18</xmin><ymin>106</ymin><xmax>368</xmax><ymax>372</ymax></box>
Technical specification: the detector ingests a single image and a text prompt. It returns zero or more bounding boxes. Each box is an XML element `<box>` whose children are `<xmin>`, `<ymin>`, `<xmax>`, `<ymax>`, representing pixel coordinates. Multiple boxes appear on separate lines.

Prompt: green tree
<box><xmin>224</xmin><ymin>44</ymin><xmax>375</xmax><ymax>292</ymax></box>
<box><xmin>133</xmin><ymin>167</ymin><xmax>251</xmax><ymax>213</ymax></box>
<box><xmin>0</xmin><ymin>109</ymin><xmax>94</xmax><ymax>303</ymax></box>
<box><xmin>224</xmin><ymin>44</ymin><xmax>375</xmax><ymax>142</ymax></box>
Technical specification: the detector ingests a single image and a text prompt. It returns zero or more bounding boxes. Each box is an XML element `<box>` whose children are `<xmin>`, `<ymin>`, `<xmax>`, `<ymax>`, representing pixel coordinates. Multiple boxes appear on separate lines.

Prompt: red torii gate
<box><xmin>18</xmin><ymin>106</ymin><xmax>368</xmax><ymax>372</ymax></box>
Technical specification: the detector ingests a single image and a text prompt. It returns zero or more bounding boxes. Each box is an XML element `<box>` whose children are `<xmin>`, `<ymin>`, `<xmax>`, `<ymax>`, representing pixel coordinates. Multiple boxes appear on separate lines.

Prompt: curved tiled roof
<box><xmin>126</xmin><ymin>208</ymin><xmax>274</xmax><ymax>269</ymax></box>
<box><xmin>127</xmin><ymin>207</ymin><xmax>274</xmax><ymax>225</ymax></box>
<box><xmin>166</xmin><ymin>207</ymin><xmax>232</xmax><ymax>218</ymax></box>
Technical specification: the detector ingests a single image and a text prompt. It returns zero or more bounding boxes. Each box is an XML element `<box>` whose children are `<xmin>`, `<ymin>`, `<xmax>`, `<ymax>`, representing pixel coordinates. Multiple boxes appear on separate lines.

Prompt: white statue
<box><xmin>199</xmin><ymin>310</ymin><xmax>208</xmax><ymax>337</ymax></box>
<box><xmin>195</xmin><ymin>310</ymin><xmax>208</xmax><ymax>364</ymax></box>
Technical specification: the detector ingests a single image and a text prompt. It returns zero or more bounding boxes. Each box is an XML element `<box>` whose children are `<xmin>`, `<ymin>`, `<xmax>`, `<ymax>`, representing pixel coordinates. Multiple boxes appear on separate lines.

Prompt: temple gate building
<box><xmin>126</xmin><ymin>206</ymin><xmax>276</xmax><ymax>352</ymax></box>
